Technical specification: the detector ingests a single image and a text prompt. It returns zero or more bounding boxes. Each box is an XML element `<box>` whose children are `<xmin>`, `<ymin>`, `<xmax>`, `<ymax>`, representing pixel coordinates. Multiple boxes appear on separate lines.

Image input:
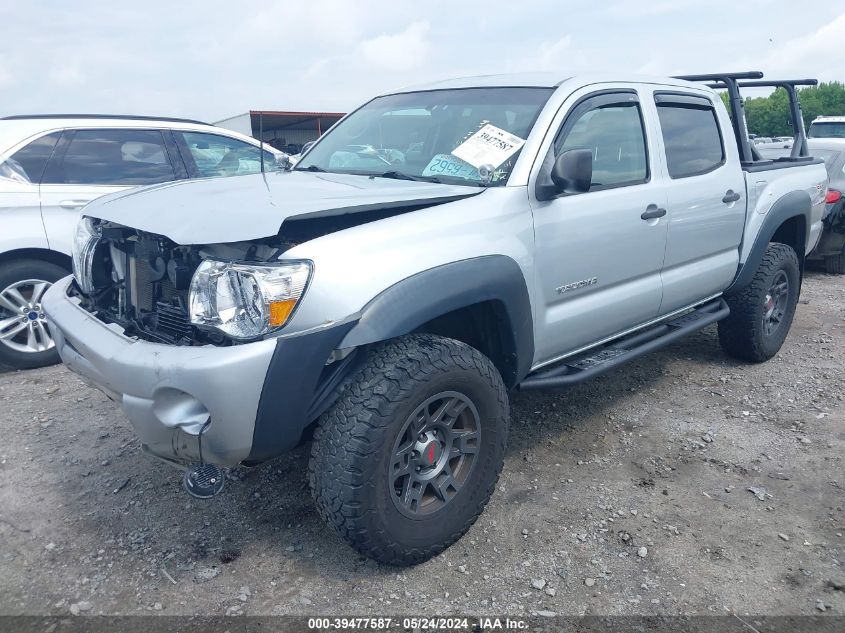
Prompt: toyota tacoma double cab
<box><xmin>43</xmin><ymin>71</ymin><xmax>827</xmax><ymax>565</ymax></box>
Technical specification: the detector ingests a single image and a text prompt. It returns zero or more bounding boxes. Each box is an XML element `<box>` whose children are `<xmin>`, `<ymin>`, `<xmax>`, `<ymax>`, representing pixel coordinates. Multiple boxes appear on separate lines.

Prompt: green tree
<box><xmin>717</xmin><ymin>82</ymin><xmax>845</xmax><ymax>136</ymax></box>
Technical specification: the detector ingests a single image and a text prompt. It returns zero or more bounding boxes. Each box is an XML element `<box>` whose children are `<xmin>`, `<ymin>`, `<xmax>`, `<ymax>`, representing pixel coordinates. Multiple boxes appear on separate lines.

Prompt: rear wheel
<box><xmin>718</xmin><ymin>243</ymin><xmax>800</xmax><ymax>363</ymax></box>
<box><xmin>309</xmin><ymin>334</ymin><xmax>509</xmax><ymax>566</ymax></box>
<box><xmin>824</xmin><ymin>245</ymin><xmax>845</xmax><ymax>274</ymax></box>
<box><xmin>0</xmin><ymin>259</ymin><xmax>69</xmax><ymax>369</ymax></box>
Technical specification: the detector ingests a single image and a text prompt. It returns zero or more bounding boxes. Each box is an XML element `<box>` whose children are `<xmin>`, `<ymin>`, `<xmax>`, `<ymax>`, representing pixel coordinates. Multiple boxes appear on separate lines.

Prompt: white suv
<box><xmin>808</xmin><ymin>115</ymin><xmax>845</xmax><ymax>139</ymax></box>
<box><xmin>0</xmin><ymin>114</ymin><xmax>285</xmax><ymax>369</ymax></box>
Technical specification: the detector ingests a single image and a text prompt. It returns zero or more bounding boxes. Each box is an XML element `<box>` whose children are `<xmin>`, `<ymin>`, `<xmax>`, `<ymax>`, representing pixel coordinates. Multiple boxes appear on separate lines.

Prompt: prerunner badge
<box><xmin>451</xmin><ymin>123</ymin><xmax>526</xmax><ymax>169</ymax></box>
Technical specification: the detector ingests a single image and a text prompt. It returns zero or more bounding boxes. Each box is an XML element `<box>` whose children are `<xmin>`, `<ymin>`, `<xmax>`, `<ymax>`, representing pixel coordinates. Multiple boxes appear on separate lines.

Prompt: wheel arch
<box><xmin>0</xmin><ymin>248</ymin><xmax>72</xmax><ymax>272</ymax></box>
<box><xmin>339</xmin><ymin>255</ymin><xmax>534</xmax><ymax>389</ymax></box>
<box><xmin>728</xmin><ymin>191</ymin><xmax>809</xmax><ymax>294</ymax></box>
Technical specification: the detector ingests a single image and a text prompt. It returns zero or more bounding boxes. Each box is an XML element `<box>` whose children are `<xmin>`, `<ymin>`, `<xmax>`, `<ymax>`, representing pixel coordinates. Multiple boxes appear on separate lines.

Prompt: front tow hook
<box><xmin>183</xmin><ymin>463</ymin><xmax>225</xmax><ymax>499</ymax></box>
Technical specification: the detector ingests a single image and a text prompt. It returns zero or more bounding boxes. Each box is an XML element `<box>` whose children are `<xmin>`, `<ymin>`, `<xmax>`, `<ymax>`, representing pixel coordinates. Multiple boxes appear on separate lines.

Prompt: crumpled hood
<box><xmin>83</xmin><ymin>170</ymin><xmax>482</xmax><ymax>244</ymax></box>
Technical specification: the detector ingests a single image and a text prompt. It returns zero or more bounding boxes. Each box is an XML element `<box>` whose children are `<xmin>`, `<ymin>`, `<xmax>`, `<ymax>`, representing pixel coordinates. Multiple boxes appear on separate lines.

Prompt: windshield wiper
<box><xmin>374</xmin><ymin>170</ymin><xmax>442</xmax><ymax>184</ymax></box>
<box><xmin>298</xmin><ymin>164</ymin><xmax>326</xmax><ymax>172</ymax></box>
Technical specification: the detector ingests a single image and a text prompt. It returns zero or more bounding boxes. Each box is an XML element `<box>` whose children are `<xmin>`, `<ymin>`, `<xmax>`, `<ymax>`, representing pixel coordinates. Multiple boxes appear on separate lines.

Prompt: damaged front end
<box><xmin>71</xmin><ymin>218</ymin><xmax>303</xmax><ymax>346</ymax></box>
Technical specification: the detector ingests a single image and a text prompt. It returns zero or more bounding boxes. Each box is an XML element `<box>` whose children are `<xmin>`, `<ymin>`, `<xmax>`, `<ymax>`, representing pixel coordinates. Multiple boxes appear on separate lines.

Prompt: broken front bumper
<box><xmin>42</xmin><ymin>276</ymin><xmax>277</xmax><ymax>467</ymax></box>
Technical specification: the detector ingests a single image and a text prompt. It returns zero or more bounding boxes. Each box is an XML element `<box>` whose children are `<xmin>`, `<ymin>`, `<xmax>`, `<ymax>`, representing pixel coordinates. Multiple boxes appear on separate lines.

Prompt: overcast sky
<box><xmin>1</xmin><ymin>0</ymin><xmax>844</xmax><ymax>122</ymax></box>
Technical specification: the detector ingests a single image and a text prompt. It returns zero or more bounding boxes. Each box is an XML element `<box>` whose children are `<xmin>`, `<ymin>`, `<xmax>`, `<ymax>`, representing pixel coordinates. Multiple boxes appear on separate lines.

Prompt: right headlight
<box><xmin>188</xmin><ymin>259</ymin><xmax>311</xmax><ymax>339</ymax></box>
<box><xmin>71</xmin><ymin>216</ymin><xmax>100</xmax><ymax>294</ymax></box>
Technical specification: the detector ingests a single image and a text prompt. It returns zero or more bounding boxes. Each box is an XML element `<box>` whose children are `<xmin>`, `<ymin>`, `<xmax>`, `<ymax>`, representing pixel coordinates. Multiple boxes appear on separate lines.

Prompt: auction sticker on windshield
<box><xmin>451</xmin><ymin>124</ymin><xmax>526</xmax><ymax>169</ymax></box>
<box><xmin>423</xmin><ymin>154</ymin><xmax>479</xmax><ymax>180</ymax></box>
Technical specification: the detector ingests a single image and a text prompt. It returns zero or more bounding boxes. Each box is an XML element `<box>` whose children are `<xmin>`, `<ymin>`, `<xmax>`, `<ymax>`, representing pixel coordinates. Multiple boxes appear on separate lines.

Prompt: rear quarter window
<box><xmin>655</xmin><ymin>100</ymin><xmax>725</xmax><ymax>178</ymax></box>
<box><xmin>1</xmin><ymin>131</ymin><xmax>62</xmax><ymax>183</ymax></box>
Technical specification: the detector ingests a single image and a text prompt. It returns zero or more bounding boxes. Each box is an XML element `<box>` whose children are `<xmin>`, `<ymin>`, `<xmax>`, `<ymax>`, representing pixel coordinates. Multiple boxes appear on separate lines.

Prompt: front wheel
<box><xmin>0</xmin><ymin>259</ymin><xmax>69</xmax><ymax>370</ymax></box>
<box><xmin>718</xmin><ymin>242</ymin><xmax>800</xmax><ymax>363</ymax></box>
<box><xmin>309</xmin><ymin>334</ymin><xmax>509</xmax><ymax>566</ymax></box>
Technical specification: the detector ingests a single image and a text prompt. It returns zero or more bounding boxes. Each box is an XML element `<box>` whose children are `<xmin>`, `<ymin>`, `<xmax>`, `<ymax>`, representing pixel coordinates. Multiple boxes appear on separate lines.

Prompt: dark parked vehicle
<box><xmin>805</xmin><ymin>140</ymin><xmax>845</xmax><ymax>273</ymax></box>
<box><xmin>756</xmin><ymin>138</ymin><xmax>845</xmax><ymax>272</ymax></box>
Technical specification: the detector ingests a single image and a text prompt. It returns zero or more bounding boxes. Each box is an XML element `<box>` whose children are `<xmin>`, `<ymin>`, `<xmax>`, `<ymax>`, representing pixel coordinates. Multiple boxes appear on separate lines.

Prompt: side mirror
<box><xmin>537</xmin><ymin>148</ymin><xmax>592</xmax><ymax>200</ymax></box>
<box><xmin>275</xmin><ymin>154</ymin><xmax>294</xmax><ymax>171</ymax></box>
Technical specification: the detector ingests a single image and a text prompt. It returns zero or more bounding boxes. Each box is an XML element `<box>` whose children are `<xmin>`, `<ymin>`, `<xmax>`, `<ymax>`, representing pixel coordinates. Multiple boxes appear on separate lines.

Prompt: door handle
<box><xmin>59</xmin><ymin>200</ymin><xmax>88</xmax><ymax>209</ymax></box>
<box><xmin>722</xmin><ymin>190</ymin><xmax>741</xmax><ymax>204</ymax></box>
<box><xmin>641</xmin><ymin>205</ymin><xmax>667</xmax><ymax>220</ymax></box>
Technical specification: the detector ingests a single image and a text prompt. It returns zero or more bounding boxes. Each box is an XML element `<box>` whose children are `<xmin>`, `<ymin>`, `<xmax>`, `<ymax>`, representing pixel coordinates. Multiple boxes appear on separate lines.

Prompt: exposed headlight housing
<box><xmin>189</xmin><ymin>259</ymin><xmax>311</xmax><ymax>339</ymax></box>
<box><xmin>72</xmin><ymin>216</ymin><xmax>100</xmax><ymax>294</ymax></box>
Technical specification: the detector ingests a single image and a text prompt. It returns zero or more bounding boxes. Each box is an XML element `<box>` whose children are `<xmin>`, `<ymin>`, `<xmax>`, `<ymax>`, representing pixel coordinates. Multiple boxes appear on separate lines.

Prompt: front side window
<box><xmin>554</xmin><ymin>96</ymin><xmax>649</xmax><ymax>189</ymax></box>
<box><xmin>44</xmin><ymin>129</ymin><xmax>175</xmax><ymax>185</ymax></box>
<box><xmin>179</xmin><ymin>132</ymin><xmax>277</xmax><ymax>178</ymax></box>
<box><xmin>296</xmin><ymin>87</ymin><xmax>554</xmax><ymax>186</ymax></box>
<box><xmin>1</xmin><ymin>131</ymin><xmax>62</xmax><ymax>183</ymax></box>
<box><xmin>656</xmin><ymin>99</ymin><xmax>725</xmax><ymax>178</ymax></box>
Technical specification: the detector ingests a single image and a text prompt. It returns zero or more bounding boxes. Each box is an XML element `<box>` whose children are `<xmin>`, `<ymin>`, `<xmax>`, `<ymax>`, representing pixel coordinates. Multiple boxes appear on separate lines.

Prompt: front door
<box><xmin>529</xmin><ymin>88</ymin><xmax>668</xmax><ymax>367</ymax></box>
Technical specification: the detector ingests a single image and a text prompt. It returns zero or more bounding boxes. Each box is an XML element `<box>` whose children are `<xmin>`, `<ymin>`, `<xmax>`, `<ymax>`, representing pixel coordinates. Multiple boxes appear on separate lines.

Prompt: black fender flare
<box><xmin>340</xmin><ymin>255</ymin><xmax>535</xmax><ymax>387</ymax></box>
<box><xmin>728</xmin><ymin>190</ymin><xmax>810</xmax><ymax>293</ymax></box>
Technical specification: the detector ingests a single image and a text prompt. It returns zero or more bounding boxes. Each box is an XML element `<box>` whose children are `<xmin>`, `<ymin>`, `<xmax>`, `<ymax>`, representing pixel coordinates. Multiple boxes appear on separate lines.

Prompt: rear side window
<box><xmin>655</xmin><ymin>98</ymin><xmax>724</xmax><ymax>178</ymax></box>
<box><xmin>44</xmin><ymin>129</ymin><xmax>175</xmax><ymax>185</ymax></box>
<box><xmin>178</xmin><ymin>132</ymin><xmax>276</xmax><ymax>178</ymax></box>
<box><xmin>1</xmin><ymin>132</ymin><xmax>61</xmax><ymax>183</ymax></box>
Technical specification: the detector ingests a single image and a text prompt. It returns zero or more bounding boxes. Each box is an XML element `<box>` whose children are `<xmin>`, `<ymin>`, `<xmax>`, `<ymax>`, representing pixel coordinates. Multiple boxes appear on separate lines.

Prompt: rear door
<box><xmin>651</xmin><ymin>91</ymin><xmax>746</xmax><ymax>313</ymax></box>
<box><xmin>39</xmin><ymin>128</ymin><xmax>178</xmax><ymax>254</ymax></box>
<box><xmin>529</xmin><ymin>86</ymin><xmax>669</xmax><ymax>366</ymax></box>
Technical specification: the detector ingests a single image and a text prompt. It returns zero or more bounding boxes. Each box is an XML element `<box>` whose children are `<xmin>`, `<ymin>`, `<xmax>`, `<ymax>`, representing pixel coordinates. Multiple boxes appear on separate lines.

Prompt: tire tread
<box><xmin>308</xmin><ymin>334</ymin><xmax>508</xmax><ymax>566</ymax></box>
<box><xmin>718</xmin><ymin>242</ymin><xmax>799</xmax><ymax>363</ymax></box>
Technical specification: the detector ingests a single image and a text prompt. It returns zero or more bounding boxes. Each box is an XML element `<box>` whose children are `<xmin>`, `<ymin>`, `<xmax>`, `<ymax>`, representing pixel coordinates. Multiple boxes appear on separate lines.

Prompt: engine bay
<box><xmin>74</xmin><ymin>221</ymin><xmax>296</xmax><ymax>346</ymax></box>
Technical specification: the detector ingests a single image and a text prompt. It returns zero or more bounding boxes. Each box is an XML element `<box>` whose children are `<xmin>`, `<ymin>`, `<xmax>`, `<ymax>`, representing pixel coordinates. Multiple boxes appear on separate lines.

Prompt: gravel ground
<box><xmin>0</xmin><ymin>271</ymin><xmax>843</xmax><ymax>619</ymax></box>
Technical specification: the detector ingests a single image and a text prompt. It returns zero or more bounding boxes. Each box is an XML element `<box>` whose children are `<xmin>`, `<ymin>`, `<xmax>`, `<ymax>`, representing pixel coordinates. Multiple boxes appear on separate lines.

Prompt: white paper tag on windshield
<box><xmin>451</xmin><ymin>124</ymin><xmax>526</xmax><ymax>169</ymax></box>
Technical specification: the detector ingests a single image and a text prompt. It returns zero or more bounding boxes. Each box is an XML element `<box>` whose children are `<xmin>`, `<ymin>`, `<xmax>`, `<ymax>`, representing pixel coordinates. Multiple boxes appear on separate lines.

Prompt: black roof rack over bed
<box><xmin>673</xmin><ymin>72</ymin><xmax>819</xmax><ymax>167</ymax></box>
<box><xmin>704</xmin><ymin>79</ymin><xmax>818</xmax><ymax>160</ymax></box>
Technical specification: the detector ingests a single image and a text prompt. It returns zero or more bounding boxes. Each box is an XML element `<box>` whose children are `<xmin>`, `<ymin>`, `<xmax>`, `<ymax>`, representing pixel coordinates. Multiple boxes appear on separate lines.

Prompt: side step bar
<box><xmin>519</xmin><ymin>299</ymin><xmax>730</xmax><ymax>390</ymax></box>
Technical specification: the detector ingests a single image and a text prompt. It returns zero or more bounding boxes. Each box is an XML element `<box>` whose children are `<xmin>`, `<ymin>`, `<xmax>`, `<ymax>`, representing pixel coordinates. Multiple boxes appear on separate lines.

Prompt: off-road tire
<box><xmin>824</xmin><ymin>247</ymin><xmax>845</xmax><ymax>274</ymax></box>
<box><xmin>0</xmin><ymin>259</ymin><xmax>69</xmax><ymax>370</ymax></box>
<box><xmin>718</xmin><ymin>242</ymin><xmax>800</xmax><ymax>363</ymax></box>
<box><xmin>309</xmin><ymin>334</ymin><xmax>509</xmax><ymax>566</ymax></box>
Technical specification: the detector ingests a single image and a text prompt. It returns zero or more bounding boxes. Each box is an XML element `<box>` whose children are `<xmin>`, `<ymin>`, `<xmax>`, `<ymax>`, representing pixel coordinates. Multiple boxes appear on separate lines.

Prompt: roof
<box><xmin>390</xmin><ymin>73</ymin><xmax>571</xmax><ymax>92</ymax></box>
<box><xmin>2</xmin><ymin>113</ymin><xmax>208</xmax><ymax>125</ymax></box>
<box><xmin>382</xmin><ymin>72</ymin><xmax>708</xmax><ymax>95</ymax></box>
<box><xmin>811</xmin><ymin>116</ymin><xmax>845</xmax><ymax>123</ymax></box>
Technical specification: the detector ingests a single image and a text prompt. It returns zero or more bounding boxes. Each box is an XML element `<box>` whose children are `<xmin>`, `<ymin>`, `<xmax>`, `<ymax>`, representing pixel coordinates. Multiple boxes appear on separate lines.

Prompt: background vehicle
<box><xmin>808</xmin><ymin>115</ymin><xmax>845</xmax><ymax>138</ymax></box>
<box><xmin>801</xmin><ymin>140</ymin><xmax>845</xmax><ymax>272</ymax></box>
<box><xmin>0</xmin><ymin>114</ymin><xmax>286</xmax><ymax>369</ymax></box>
<box><xmin>755</xmin><ymin>136</ymin><xmax>793</xmax><ymax>150</ymax></box>
<box><xmin>44</xmin><ymin>71</ymin><xmax>826</xmax><ymax>565</ymax></box>
<box><xmin>748</xmin><ymin>137</ymin><xmax>844</xmax><ymax>273</ymax></box>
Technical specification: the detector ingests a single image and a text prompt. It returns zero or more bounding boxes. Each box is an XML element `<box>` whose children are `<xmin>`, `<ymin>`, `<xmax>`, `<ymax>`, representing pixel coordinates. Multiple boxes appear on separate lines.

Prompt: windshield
<box><xmin>808</xmin><ymin>122</ymin><xmax>845</xmax><ymax>139</ymax></box>
<box><xmin>296</xmin><ymin>87</ymin><xmax>554</xmax><ymax>186</ymax></box>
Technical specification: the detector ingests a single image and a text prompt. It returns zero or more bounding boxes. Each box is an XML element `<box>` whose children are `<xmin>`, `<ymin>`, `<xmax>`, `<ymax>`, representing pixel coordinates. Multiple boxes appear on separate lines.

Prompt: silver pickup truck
<box><xmin>44</xmin><ymin>71</ymin><xmax>827</xmax><ymax>565</ymax></box>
